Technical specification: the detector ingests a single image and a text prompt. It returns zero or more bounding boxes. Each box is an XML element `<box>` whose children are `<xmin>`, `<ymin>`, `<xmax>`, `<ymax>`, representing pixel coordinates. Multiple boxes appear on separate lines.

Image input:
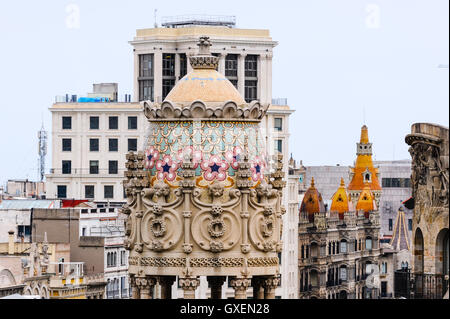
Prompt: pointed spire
<box><xmin>340</xmin><ymin>177</ymin><xmax>345</xmax><ymax>187</ymax></box>
<box><xmin>310</xmin><ymin>177</ymin><xmax>315</xmax><ymax>188</ymax></box>
<box><xmin>360</xmin><ymin>125</ymin><xmax>369</xmax><ymax>144</ymax></box>
<box><xmin>389</xmin><ymin>206</ymin><xmax>411</xmax><ymax>251</ymax></box>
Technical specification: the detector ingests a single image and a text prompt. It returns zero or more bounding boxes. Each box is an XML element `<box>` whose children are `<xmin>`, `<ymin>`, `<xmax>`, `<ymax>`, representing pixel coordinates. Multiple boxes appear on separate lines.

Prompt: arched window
<box><xmin>340</xmin><ymin>240</ymin><xmax>347</xmax><ymax>253</ymax></box>
<box><xmin>365</xmin><ymin>237</ymin><xmax>373</xmax><ymax>250</ymax></box>
<box><xmin>113</xmin><ymin>252</ymin><xmax>117</xmax><ymax>266</ymax></box>
<box><xmin>340</xmin><ymin>266</ymin><xmax>347</xmax><ymax>281</ymax></box>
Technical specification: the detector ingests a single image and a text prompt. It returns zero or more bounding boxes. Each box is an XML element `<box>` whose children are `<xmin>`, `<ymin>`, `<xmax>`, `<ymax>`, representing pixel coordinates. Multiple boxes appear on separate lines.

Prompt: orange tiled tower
<box><xmin>347</xmin><ymin>125</ymin><xmax>381</xmax><ymax>207</ymax></box>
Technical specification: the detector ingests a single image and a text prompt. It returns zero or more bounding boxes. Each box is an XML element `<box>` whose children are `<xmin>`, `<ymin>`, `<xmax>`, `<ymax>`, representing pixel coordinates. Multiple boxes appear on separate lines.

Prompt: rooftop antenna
<box><xmin>154</xmin><ymin>9</ymin><xmax>158</xmax><ymax>28</ymax></box>
<box><xmin>363</xmin><ymin>106</ymin><xmax>366</xmax><ymax>125</ymax></box>
<box><xmin>38</xmin><ymin>120</ymin><xmax>48</xmax><ymax>182</ymax></box>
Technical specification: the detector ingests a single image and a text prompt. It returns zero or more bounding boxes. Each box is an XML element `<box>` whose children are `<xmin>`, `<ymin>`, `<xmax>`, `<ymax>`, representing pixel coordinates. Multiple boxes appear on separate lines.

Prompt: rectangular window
<box><xmin>62</xmin><ymin>138</ymin><xmax>72</xmax><ymax>152</ymax></box>
<box><xmin>121</xmin><ymin>251</ymin><xmax>126</xmax><ymax>266</ymax></box>
<box><xmin>104</xmin><ymin>185</ymin><xmax>114</xmax><ymax>199</ymax></box>
<box><xmin>128</xmin><ymin>116</ymin><xmax>138</xmax><ymax>130</ymax></box>
<box><xmin>128</xmin><ymin>139</ymin><xmax>137</xmax><ymax>152</ymax></box>
<box><xmin>109</xmin><ymin>138</ymin><xmax>118</xmax><ymax>152</ymax></box>
<box><xmin>109</xmin><ymin>161</ymin><xmax>118</xmax><ymax>174</ymax></box>
<box><xmin>139</xmin><ymin>54</ymin><xmax>153</xmax><ymax>78</ymax></box>
<box><xmin>82</xmin><ymin>227</ymin><xmax>87</xmax><ymax>236</ymax></box>
<box><xmin>57</xmin><ymin>185</ymin><xmax>67</xmax><ymax>198</ymax></box>
<box><xmin>85</xmin><ymin>185</ymin><xmax>94</xmax><ymax>199</ymax></box>
<box><xmin>274</xmin><ymin>118</ymin><xmax>283</xmax><ymax>131</ymax></box>
<box><xmin>162</xmin><ymin>79</ymin><xmax>175</xmax><ymax>100</ymax></box>
<box><xmin>225</xmin><ymin>54</ymin><xmax>238</xmax><ymax>77</ymax></box>
<box><xmin>90</xmin><ymin>116</ymin><xmax>99</xmax><ymax>130</ymax></box>
<box><xmin>89</xmin><ymin>161</ymin><xmax>99</xmax><ymax>174</ymax></box>
<box><xmin>275</xmin><ymin>139</ymin><xmax>282</xmax><ymax>153</ymax></box>
<box><xmin>408</xmin><ymin>219</ymin><xmax>412</xmax><ymax>231</ymax></box>
<box><xmin>62</xmin><ymin>116</ymin><xmax>72</xmax><ymax>130</ymax></box>
<box><xmin>162</xmin><ymin>53</ymin><xmax>175</xmax><ymax>77</ymax></box>
<box><xmin>245</xmin><ymin>55</ymin><xmax>258</xmax><ymax>78</ymax></box>
<box><xmin>17</xmin><ymin>225</ymin><xmax>31</xmax><ymax>238</ymax></box>
<box><xmin>89</xmin><ymin>138</ymin><xmax>99</xmax><ymax>152</ymax></box>
<box><xmin>382</xmin><ymin>178</ymin><xmax>391</xmax><ymax>187</ymax></box>
<box><xmin>179</xmin><ymin>53</ymin><xmax>187</xmax><ymax>78</ymax></box>
<box><xmin>244</xmin><ymin>80</ymin><xmax>257</xmax><ymax>103</ymax></box>
<box><xmin>109</xmin><ymin>116</ymin><xmax>118</xmax><ymax>130</ymax></box>
<box><xmin>389</xmin><ymin>219</ymin><xmax>393</xmax><ymax>231</ymax></box>
<box><xmin>404</xmin><ymin>178</ymin><xmax>411</xmax><ymax>188</ymax></box>
<box><xmin>139</xmin><ymin>80</ymin><xmax>154</xmax><ymax>101</ymax></box>
<box><xmin>62</xmin><ymin>160</ymin><xmax>71</xmax><ymax>174</ymax></box>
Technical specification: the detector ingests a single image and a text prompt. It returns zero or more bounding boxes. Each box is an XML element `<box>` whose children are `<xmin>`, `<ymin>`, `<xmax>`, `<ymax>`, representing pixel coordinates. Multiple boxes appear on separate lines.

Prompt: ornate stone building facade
<box><xmin>405</xmin><ymin>123</ymin><xmax>449</xmax><ymax>298</ymax></box>
<box><xmin>122</xmin><ymin>38</ymin><xmax>284</xmax><ymax>299</ymax></box>
<box><xmin>298</xmin><ymin>126</ymin><xmax>382</xmax><ymax>299</ymax></box>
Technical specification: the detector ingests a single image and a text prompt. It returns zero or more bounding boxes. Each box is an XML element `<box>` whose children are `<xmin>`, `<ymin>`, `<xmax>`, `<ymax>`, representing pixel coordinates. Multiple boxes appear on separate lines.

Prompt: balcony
<box><xmin>394</xmin><ymin>270</ymin><xmax>449</xmax><ymax>299</ymax></box>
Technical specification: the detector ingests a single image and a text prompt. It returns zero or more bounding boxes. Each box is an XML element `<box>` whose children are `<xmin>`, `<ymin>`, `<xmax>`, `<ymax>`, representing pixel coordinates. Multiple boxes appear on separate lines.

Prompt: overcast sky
<box><xmin>0</xmin><ymin>0</ymin><xmax>448</xmax><ymax>184</ymax></box>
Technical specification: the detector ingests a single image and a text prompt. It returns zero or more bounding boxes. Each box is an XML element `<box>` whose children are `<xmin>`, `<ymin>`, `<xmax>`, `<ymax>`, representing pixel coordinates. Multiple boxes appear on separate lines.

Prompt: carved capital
<box><xmin>230</xmin><ymin>278</ymin><xmax>251</xmax><ymax>291</ymax></box>
<box><xmin>179</xmin><ymin>277</ymin><xmax>200</xmax><ymax>291</ymax></box>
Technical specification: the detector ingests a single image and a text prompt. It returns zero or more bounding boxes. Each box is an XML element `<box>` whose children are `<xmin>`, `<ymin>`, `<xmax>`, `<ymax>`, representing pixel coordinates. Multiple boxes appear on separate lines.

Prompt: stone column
<box><xmin>179</xmin><ymin>277</ymin><xmax>200</xmax><ymax>299</ymax></box>
<box><xmin>238</xmin><ymin>54</ymin><xmax>247</xmax><ymax>98</ymax></box>
<box><xmin>159</xmin><ymin>276</ymin><xmax>176</xmax><ymax>299</ymax></box>
<box><xmin>230</xmin><ymin>278</ymin><xmax>251</xmax><ymax>299</ymax></box>
<box><xmin>133</xmin><ymin>52</ymin><xmax>139</xmax><ymax>102</ymax></box>
<box><xmin>208</xmin><ymin>276</ymin><xmax>226</xmax><ymax>299</ymax></box>
<box><xmin>187</xmin><ymin>52</ymin><xmax>194</xmax><ymax>74</ymax></box>
<box><xmin>154</xmin><ymin>51</ymin><xmax>163</xmax><ymax>103</ymax></box>
<box><xmin>263</xmin><ymin>276</ymin><xmax>280</xmax><ymax>299</ymax></box>
<box><xmin>218</xmin><ymin>53</ymin><xmax>226</xmax><ymax>75</ymax></box>
<box><xmin>136</xmin><ymin>277</ymin><xmax>156</xmax><ymax>299</ymax></box>
<box><xmin>252</xmin><ymin>277</ymin><xmax>265</xmax><ymax>299</ymax></box>
<box><xmin>175</xmin><ymin>53</ymin><xmax>181</xmax><ymax>84</ymax></box>
<box><xmin>129</xmin><ymin>276</ymin><xmax>140</xmax><ymax>299</ymax></box>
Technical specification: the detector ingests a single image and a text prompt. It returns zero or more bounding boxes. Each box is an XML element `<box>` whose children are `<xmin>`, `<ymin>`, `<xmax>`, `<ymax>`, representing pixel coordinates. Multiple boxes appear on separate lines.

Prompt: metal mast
<box><xmin>38</xmin><ymin>123</ymin><xmax>48</xmax><ymax>181</ymax></box>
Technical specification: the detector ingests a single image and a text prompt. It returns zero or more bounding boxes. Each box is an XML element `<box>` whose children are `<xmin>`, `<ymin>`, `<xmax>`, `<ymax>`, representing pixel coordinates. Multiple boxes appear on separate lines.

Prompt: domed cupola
<box><xmin>300</xmin><ymin>178</ymin><xmax>326</xmax><ymax>221</ymax></box>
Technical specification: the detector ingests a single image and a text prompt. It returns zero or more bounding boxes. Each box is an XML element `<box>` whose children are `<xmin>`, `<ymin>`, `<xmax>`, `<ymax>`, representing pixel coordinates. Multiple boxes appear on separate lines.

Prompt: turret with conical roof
<box><xmin>330</xmin><ymin>178</ymin><xmax>351</xmax><ymax>219</ymax></box>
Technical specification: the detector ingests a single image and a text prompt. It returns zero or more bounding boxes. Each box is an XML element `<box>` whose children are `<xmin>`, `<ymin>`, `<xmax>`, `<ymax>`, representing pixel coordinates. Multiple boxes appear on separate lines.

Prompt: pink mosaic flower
<box><xmin>250</xmin><ymin>156</ymin><xmax>266</xmax><ymax>182</ymax></box>
<box><xmin>176</xmin><ymin>146</ymin><xmax>203</xmax><ymax>169</ymax></box>
<box><xmin>155</xmin><ymin>155</ymin><xmax>178</xmax><ymax>181</ymax></box>
<box><xmin>145</xmin><ymin>146</ymin><xmax>159</xmax><ymax>169</ymax></box>
<box><xmin>200</xmin><ymin>155</ymin><xmax>229</xmax><ymax>181</ymax></box>
<box><xmin>225</xmin><ymin>146</ymin><xmax>243</xmax><ymax>170</ymax></box>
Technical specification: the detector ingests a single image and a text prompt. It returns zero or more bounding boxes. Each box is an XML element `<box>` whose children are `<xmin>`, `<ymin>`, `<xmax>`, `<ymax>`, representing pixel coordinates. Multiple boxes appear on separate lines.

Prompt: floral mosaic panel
<box><xmin>145</xmin><ymin>121</ymin><xmax>268</xmax><ymax>182</ymax></box>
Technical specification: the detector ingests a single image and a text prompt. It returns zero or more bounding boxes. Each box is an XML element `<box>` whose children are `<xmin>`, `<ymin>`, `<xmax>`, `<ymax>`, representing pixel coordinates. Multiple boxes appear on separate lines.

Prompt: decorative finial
<box><xmin>311</xmin><ymin>177</ymin><xmax>315</xmax><ymax>188</ymax></box>
<box><xmin>189</xmin><ymin>37</ymin><xmax>218</xmax><ymax>70</ymax></box>
<box><xmin>197</xmin><ymin>36</ymin><xmax>212</xmax><ymax>55</ymax></box>
<box><xmin>340</xmin><ymin>177</ymin><xmax>345</xmax><ymax>187</ymax></box>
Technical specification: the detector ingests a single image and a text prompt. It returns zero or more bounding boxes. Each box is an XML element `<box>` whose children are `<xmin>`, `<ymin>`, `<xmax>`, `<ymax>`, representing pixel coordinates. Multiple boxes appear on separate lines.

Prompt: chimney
<box><xmin>8</xmin><ymin>230</ymin><xmax>15</xmax><ymax>255</ymax></box>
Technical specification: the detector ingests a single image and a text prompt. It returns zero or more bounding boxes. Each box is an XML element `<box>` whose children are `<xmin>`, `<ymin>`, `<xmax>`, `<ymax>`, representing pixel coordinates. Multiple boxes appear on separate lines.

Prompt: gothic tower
<box><xmin>348</xmin><ymin>125</ymin><xmax>382</xmax><ymax>207</ymax></box>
